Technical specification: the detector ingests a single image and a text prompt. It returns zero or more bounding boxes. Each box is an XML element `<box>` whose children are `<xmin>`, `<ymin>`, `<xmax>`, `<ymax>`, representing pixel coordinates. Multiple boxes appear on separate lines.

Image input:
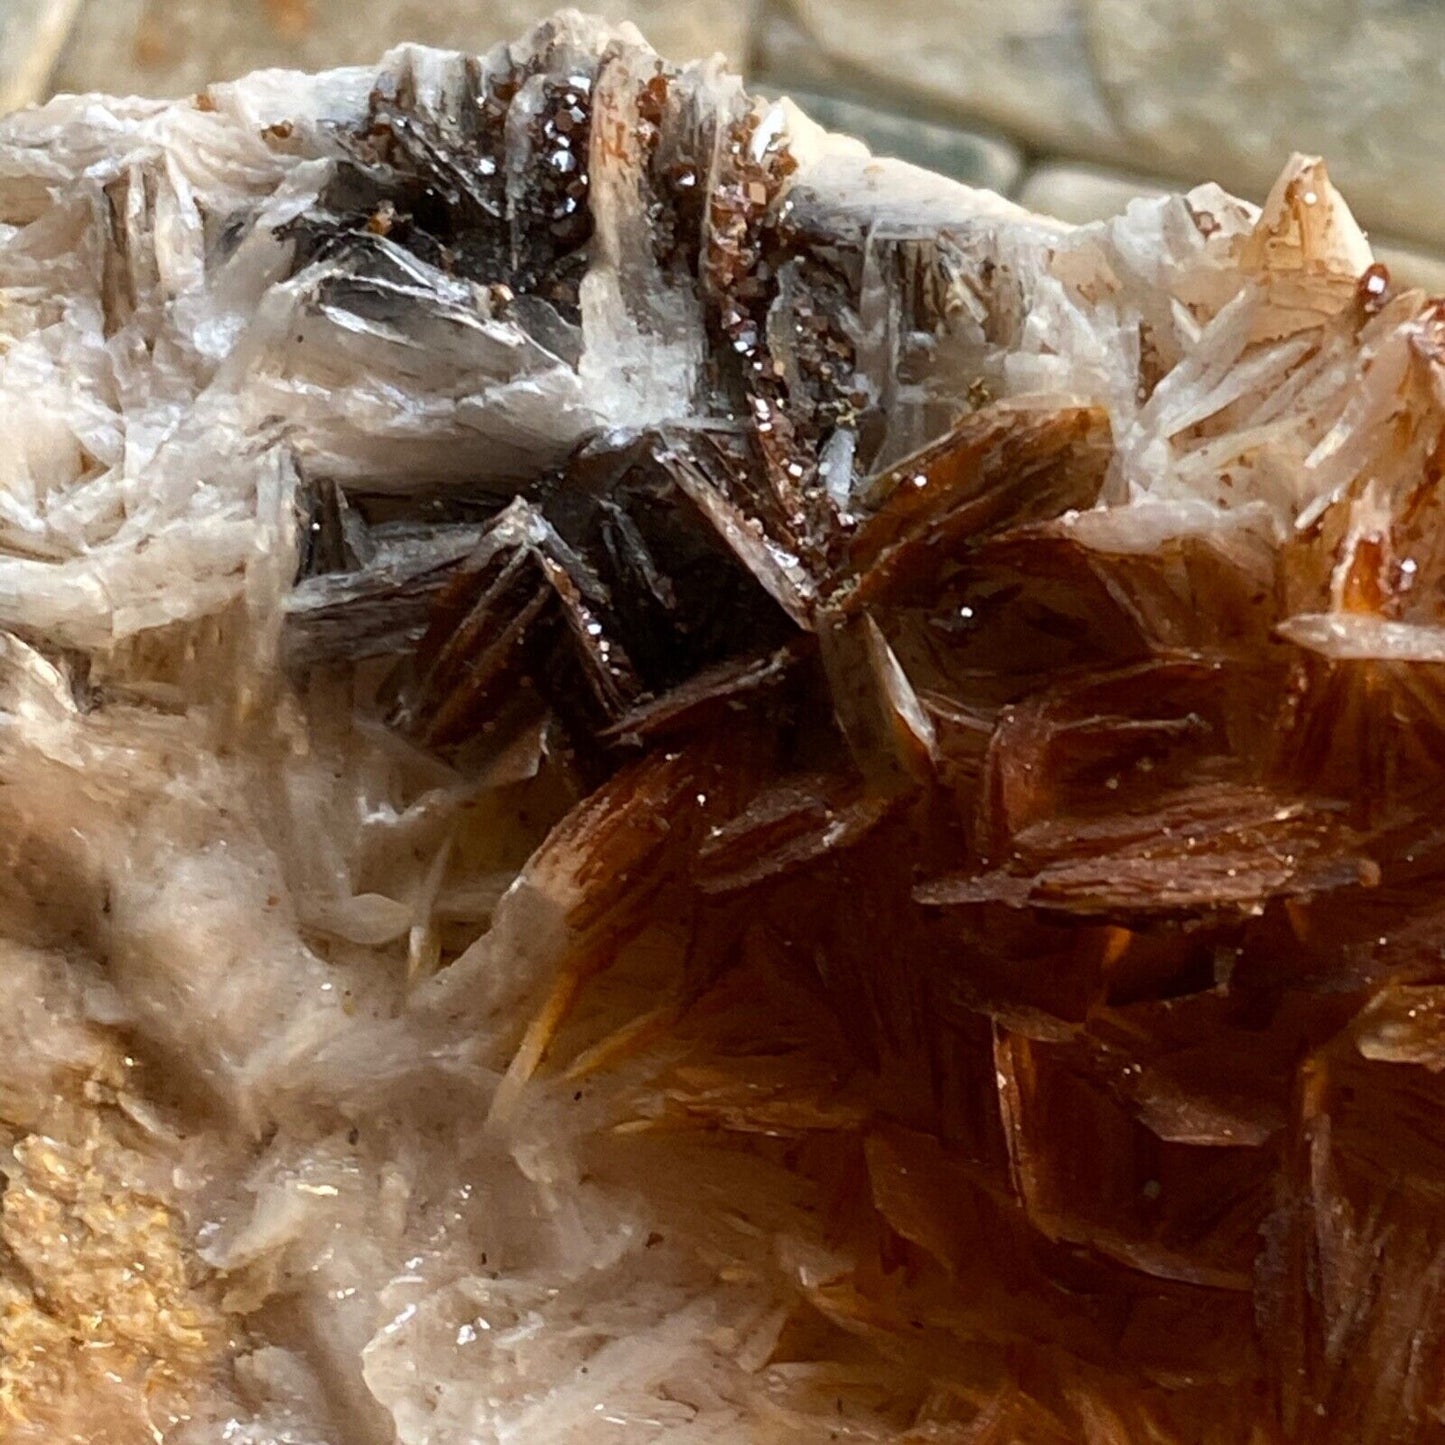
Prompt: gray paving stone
<box><xmin>1083</xmin><ymin>0</ymin><xmax>1445</xmax><ymax>251</ymax></box>
<box><xmin>0</xmin><ymin>0</ymin><xmax>84</xmax><ymax>111</ymax></box>
<box><xmin>757</xmin><ymin>0</ymin><xmax>1117</xmax><ymax>157</ymax></box>
<box><xmin>1016</xmin><ymin>163</ymin><xmax>1173</xmax><ymax>226</ymax></box>
<box><xmin>763</xmin><ymin>0</ymin><xmax>1445</xmax><ymax>251</ymax></box>
<box><xmin>47</xmin><ymin>0</ymin><xmax>749</xmax><ymax>100</ymax></box>
<box><xmin>14</xmin><ymin>0</ymin><xmax>1445</xmax><ymax>265</ymax></box>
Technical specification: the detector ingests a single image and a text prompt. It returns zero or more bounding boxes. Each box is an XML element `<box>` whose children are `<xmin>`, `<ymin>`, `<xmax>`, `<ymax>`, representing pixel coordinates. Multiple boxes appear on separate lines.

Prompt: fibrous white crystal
<box><xmin>0</xmin><ymin>12</ymin><xmax>1437</xmax><ymax>1445</ymax></box>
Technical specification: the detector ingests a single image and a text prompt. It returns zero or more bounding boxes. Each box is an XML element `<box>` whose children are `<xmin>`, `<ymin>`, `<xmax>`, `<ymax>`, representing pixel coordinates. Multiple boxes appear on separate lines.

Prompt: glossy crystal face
<box><xmin>0</xmin><ymin>16</ymin><xmax>1442</xmax><ymax>1445</ymax></box>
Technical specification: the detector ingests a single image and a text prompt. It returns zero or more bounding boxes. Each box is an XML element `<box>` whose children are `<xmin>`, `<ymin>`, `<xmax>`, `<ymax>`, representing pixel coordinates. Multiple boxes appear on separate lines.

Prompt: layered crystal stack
<box><xmin>0</xmin><ymin>14</ymin><xmax>1441</xmax><ymax>1444</ymax></box>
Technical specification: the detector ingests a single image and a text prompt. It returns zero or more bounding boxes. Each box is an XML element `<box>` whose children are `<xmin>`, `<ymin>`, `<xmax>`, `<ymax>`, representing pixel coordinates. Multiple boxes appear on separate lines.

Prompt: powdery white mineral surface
<box><xmin>0</xmin><ymin>13</ymin><xmax>1442</xmax><ymax>1445</ymax></box>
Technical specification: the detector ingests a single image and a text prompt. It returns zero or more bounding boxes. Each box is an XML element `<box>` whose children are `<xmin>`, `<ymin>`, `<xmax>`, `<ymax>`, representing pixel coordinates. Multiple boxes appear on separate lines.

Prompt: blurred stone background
<box><xmin>2</xmin><ymin>0</ymin><xmax>1445</xmax><ymax>286</ymax></box>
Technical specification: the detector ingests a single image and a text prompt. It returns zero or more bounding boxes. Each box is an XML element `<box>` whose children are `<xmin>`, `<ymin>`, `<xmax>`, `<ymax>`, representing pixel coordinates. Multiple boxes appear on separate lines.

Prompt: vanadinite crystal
<box><xmin>2</xmin><ymin>14</ymin><xmax>1444</xmax><ymax>1445</ymax></box>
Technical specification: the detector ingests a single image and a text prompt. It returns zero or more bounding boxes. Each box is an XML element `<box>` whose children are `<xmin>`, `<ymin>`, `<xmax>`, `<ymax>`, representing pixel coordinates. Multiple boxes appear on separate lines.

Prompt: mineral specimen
<box><xmin>1</xmin><ymin>13</ymin><xmax>1442</xmax><ymax>1444</ymax></box>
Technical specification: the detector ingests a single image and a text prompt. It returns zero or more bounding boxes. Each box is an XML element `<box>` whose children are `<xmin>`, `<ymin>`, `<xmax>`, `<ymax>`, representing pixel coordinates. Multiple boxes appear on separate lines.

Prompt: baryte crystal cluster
<box><xmin>3</xmin><ymin>13</ymin><xmax>1445</xmax><ymax>1444</ymax></box>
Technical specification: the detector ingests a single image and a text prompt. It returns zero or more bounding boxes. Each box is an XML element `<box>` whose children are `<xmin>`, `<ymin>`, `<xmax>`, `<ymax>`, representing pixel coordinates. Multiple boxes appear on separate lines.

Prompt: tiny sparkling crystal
<box><xmin>0</xmin><ymin>14</ymin><xmax>1441</xmax><ymax>1445</ymax></box>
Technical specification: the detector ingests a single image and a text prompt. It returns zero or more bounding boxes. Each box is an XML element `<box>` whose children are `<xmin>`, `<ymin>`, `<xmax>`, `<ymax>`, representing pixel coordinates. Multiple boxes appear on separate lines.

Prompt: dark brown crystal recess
<box><xmin>10</xmin><ymin>15</ymin><xmax>1445</xmax><ymax>1445</ymax></box>
<box><xmin>268</xmin><ymin>28</ymin><xmax>1445</xmax><ymax>1445</ymax></box>
<box><xmin>275</xmin><ymin>33</ymin><xmax>1445</xmax><ymax>1444</ymax></box>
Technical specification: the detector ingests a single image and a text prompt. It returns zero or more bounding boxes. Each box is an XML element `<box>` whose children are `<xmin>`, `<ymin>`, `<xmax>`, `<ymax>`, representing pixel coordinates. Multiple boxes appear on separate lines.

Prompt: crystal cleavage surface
<box><xmin>0</xmin><ymin>12</ymin><xmax>1441</xmax><ymax>1445</ymax></box>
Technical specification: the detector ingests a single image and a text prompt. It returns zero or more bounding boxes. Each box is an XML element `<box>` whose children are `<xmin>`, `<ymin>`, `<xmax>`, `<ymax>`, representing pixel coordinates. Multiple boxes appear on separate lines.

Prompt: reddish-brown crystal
<box><xmin>463</xmin><ymin>387</ymin><xmax>1445</xmax><ymax>1441</ymax></box>
<box><xmin>273</xmin><ymin>52</ymin><xmax>1445</xmax><ymax>1443</ymax></box>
